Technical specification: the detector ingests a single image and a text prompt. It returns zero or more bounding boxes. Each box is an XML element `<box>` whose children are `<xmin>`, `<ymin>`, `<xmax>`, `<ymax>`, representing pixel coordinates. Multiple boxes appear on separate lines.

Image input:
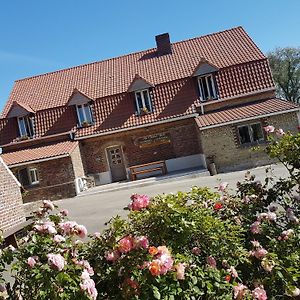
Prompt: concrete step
<box><xmin>77</xmin><ymin>168</ymin><xmax>210</xmax><ymax>197</ymax></box>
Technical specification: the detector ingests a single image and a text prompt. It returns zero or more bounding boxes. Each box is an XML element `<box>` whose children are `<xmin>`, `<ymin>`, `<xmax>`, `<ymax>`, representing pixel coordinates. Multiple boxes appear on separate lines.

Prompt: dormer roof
<box><xmin>6</xmin><ymin>101</ymin><xmax>35</xmax><ymax>119</ymax></box>
<box><xmin>67</xmin><ymin>89</ymin><xmax>94</xmax><ymax>106</ymax></box>
<box><xmin>127</xmin><ymin>74</ymin><xmax>154</xmax><ymax>92</ymax></box>
<box><xmin>191</xmin><ymin>58</ymin><xmax>219</xmax><ymax>77</ymax></box>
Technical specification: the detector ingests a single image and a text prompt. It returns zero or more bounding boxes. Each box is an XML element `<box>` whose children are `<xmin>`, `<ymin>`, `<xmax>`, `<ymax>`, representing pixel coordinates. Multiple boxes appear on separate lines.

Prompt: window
<box><xmin>16</xmin><ymin>167</ymin><xmax>39</xmax><ymax>186</ymax></box>
<box><xmin>28</xmin><ymin>168</ymin><xmax>39</xmax><ymax>185</ymax></box>
<box><xmin>17</xmin><ymin>116</ymin><xmax>35</xmax><ymax>137</ymax></box>
<box><xmin>197</xmin><ymin>74</ymin><xmax>217</xmax><ymax>101</ymax></box>
<box><xmin>76</xmin><ymin>103</ymin><xmax>93</xmax><ymax>126</ymax></box>
<box><xmin>135</xmin><ymin>89</ymin><xmax>152</xmax><ymax>114</ymax></box>
<box><xmin>238</xmin><ymin>123</ymin><xmax>264</xmax><ymax>145</ymax></box>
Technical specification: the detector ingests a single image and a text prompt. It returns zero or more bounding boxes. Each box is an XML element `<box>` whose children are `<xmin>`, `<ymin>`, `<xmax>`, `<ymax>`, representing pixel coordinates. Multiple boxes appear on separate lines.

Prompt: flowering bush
<box><xmin>1</xmin><ymin>201</ymin><xmax>96</xmax><ymax>300</ymax></box>
<box><xmin>0</xmin><ymin>127</ymin><xmax>300</xmax><ymax>299</ymax></box>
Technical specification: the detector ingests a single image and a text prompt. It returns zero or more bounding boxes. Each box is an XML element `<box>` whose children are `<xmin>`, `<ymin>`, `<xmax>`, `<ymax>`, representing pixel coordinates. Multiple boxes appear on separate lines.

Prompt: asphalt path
<box><xmin>55</xmin><ymin>164</ymin><xmax>289</xmax><ymax>235</ymax></box>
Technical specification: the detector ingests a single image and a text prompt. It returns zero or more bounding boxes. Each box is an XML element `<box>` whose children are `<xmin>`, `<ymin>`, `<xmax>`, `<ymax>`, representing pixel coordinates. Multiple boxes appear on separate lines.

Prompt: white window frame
<box><xmin>197</xmin><ymin>74</ymin><xmax>217</xmax><ymax>101</ymax></box>
<box><xmin>17</xmin><ymin>116</ymin><xmax>35</xmax><ymax>137</ymax></box>
<box><xmin>237</xmin><ymin>122</ymin><xmax>264</xmax><ymax>145</ymax></box>
<box><xmin>75</xmin><ymin>103</ymin><xmax>93</xmax><ymax>126</ymax></box>
<box><xmin>28</xmin><ymin>168</ymin><xmax>39</xmax><ymax>185</ymax></box>
<box><xmin>134</xmin><ymin>89</ymin><xmax>153</xmax><ymax>115</ymax></box>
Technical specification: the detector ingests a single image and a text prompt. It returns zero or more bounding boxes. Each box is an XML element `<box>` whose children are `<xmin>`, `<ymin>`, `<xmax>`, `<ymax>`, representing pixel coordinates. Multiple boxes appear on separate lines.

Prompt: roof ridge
<box><xmin>15</xmin><ymin>26</ymin><xmax>244</xmax><ymax>83</ymax></box>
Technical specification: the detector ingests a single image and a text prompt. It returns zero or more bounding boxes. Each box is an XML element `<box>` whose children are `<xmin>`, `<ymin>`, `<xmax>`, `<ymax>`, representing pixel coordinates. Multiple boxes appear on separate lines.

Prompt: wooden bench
<box><xmin>129</xmin><ymin>160</ymin><xmax>167</xmax><ymax>181</ymax></box>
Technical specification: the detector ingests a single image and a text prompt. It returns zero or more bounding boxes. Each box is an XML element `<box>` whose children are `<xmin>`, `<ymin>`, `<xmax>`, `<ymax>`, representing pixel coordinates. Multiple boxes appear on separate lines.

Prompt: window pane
<box><xmin>83</xmin><ymin>104</ymin><xmax>93</xmax><ymax>123</ymax></box>
<box><xmin>238</xmin><ymin>126</ymin><xmax>251</xmax><ymax>144</ymax></box>
<box><xmin>142</xmin><ymin>90</ymin><xmax>151</xmax><ymax>111</ymax></box>
<box><xmin>200</xmin><ymin>77</ymin><xmax>209</xmax><ymax>100</ymax></box>
<box><xmin>25</xmin><ymin>117</ymin><xmax>34</xmax><ymax>137</ymax></box>
<box><xmin>207</xmin><ymin>76</ymin><xmax>214</xmax><ymax>98</ymax></box>
<box><xmin>135</xmin><ymin>92</ymin><xmax>143</xmax><ymax>109</ymax></box>
<box><xmin>251</xmin><ymin>123</ymin><xmax>263</xmax><ymax>142</ymax></box>
<box><xmin>18</xmin><ymin>118</ymin><xmax>27</xmax><ymax>136</ymax></box>
<box><xmin>77</xmin><ymin>105</ymin><xmax>85</xmax><ymax>123</ymax></box>
<box><xmin>29</xmin><ymin>169</ymin><xmax>39</xmax><ymax>184</ymax></box>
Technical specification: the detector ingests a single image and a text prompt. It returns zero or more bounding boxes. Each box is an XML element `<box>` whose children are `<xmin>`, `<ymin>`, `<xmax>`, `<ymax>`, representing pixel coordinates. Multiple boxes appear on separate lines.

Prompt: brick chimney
<box><xmin>155</xmin><ymin>33</ymin><xmax>172</xmax><ymax>55</ymax></box>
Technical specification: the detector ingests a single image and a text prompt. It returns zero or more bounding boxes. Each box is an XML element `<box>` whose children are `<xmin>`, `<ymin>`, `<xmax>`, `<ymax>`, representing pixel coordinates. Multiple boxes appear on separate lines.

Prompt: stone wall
<box><xmin>0</xmin><ymin>158</ymin><xmax>25</xmax><ymax>233</ymax></box>
<box><xmin>200</xmin><ymin>112</ymin><xmax>299</xmax><ymax>172</ymax></box>
<box><xmin>81</xmin><ymin>118</ymin><xmax>201</xmax><ymax>175</ymax></box>
<box><xmin>13</xmin><ymin>156</ymin><xmax>77</xmax><ymax>203</ymax></box>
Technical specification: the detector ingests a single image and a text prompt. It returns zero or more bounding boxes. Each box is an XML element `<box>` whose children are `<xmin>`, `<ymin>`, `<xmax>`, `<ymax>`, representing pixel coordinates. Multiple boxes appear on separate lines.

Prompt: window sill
<box><xmin>200</xmin><ymin>97</ymin><xmax>219</xmax><ymax>102</ymax></box>
<box><xmin>77</xmin><ymin>122</ymin><xmax>94</xmax><ymax>128</ymax></box>
<box><xmin>239</xmin><ymin>140</ymin><xmax>267</xmax><ymax>149</ymax></box>
<box><xmin>136</xmin><ymin>111</ymin><xmax>153</xmax><ymax>117</ymax></box>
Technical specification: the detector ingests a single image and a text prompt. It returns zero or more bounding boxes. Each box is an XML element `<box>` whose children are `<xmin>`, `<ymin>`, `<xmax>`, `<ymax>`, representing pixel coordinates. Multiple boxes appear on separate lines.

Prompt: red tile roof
<box><xmin>1</xmin><ymin>141</ymin><xmax>78</xmax><ymax>166</ymax></box>
<box><xmin>2</xmin><ymin>27</ymin><xmax>269</xmax><ymax>116</ymax></box>
<box><xmin>195</xmin><ymin>98</ymin><xmax>300</xmax><ymax>129</ymax></box>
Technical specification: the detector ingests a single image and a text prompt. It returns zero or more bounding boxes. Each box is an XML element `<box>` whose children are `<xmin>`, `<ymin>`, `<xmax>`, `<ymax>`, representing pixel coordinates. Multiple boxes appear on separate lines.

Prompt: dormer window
<box><xmin>76</xmin><ymin>103</ymin><xmax>93</xmax><ymax>127</ymax></box>
<box><xmin>197</xmin><ymin>74</ymin><xmax>218</xmax><ymax>101</ymax></box>
<box><xmin>135</xmin><ymin>89</ymin><xmax>152</xmax><ymax>115</ymax></box>
<box><xmin>18</xmin><ymin>115</ymin><xmax>35</xmax><ymax>137</ymax></box>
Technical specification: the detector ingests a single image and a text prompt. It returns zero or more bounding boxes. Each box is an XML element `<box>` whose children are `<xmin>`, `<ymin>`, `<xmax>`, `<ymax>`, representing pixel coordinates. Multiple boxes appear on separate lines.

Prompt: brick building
<box><xmin>0</xmin><ymin>157</ymin><xmax>25</xmax><ymax>235</ymax></box>
<box><xmin>0</xmin><ymin>27</ymin><xmax>299</xmax><ymax>201</ymax></box>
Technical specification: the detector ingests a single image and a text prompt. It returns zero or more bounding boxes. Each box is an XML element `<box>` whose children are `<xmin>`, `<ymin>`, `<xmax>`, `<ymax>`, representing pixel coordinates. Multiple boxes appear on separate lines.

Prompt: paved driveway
<box><xmin>55</xmin><ymin>164</ymin><xmax>289</xmax><ymax>235</ymax></box>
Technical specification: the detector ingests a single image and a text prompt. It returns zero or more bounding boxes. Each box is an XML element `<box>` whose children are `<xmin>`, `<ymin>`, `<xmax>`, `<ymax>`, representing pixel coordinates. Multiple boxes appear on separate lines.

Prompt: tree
<box><xmin>268</xmin><ymin>47</ymin><xmax>300</xmax><ymax>103</ymax></box>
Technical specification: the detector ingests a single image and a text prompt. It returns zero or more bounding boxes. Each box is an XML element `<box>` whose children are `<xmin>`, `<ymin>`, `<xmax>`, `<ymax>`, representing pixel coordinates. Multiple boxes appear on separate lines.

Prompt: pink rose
<box><xmin>34</xmin><ymin>221</ymin><xmax>57</xmax><ymax>235</ymax></box>
<box><xmin>135</xmin><ymin>236</ymin><xmax>149</xmax><ymax>249</ymax></box>
<box><xmin>80</xmin><ymin>277</ymin><xmax>98</xmax><ymax>300</ymax></box>
<box><xmin>159</xmin><ymin>253</ymin><xmax>174</xmax><ymax>274</ymax></box>
<box><xmin>175</xmin><ymin>263</ymin><xmax>186</xmax><ymax>280</ymax></box>
<box><xmin>264</xmin><ymin>125</ymin><xmax>275</xmax><ymax>133</ymax></box>
<box><xmin>43</xmin><ymin>200</ymin><xmax>55</xmax><ymax>210</ymax></box>
<box><xmin>47</xmin><ymin>253</ymin><xmax>66</xmax><ymax>271</ymax></box>
<box><xmin>76</xmin><ymin>225</ymin><xmax>88</xmax><ymax>239</ymax></box>
<box><xmin>252</xmin><ymin>285</ymin><xmax>267</xmax><ymax>300</ymax></box>
<box><xmin>60</xmin><ymin>209</ymin><xmax>69</xmax><ymax>217</ymax></box>
<box><xmin>218</xmin><ymin>182</ymin><xmax>228</xmax><ymax>192</ymax></box>
<box><xmin>206</xmin><ymin>256</ymin><xmax>217</xmax><ymax>268</ymax></box>
<box><xmin>251</xmin><ymin>248</ymin><xmax>268</xmax><ymax>259</ymax></box>
<box><xmin>105</xmin><ymin>250</ymin><xmax>120</xmax><ymax>262</ymax></box>
<box><xmin>27</xmin><ymin>256</ymin><xmax>37</xmax><ymax>268</ymax></box>
<box><xmin>93</xmin><ymin>232</ymin><xmax>101</xmax><ymax>238</ymax></box>
<box><xmin>276</xmin><ymin>128</ymin><xmax>285</xmax><ymax>137</ymax></box>
<box><xmin>233</xmin><ymin>284</ymin><xmax>248</xmax><ymax>299</ymax></box>
<box><xmin>250</xmin><ymin>221</ymin><xmax>262</xmax><ymax>234</ymax></box>
<box><xmin>128</xmin><ymin>194</ymin><xmax>150</xmax><ymax>211</ymax></box>
<box><xmin>118</xmin><ymin>236</ymin><xmax>134</xmax><ymax>253</ymax></box>
<box><xmin>59</xmin><ymin>221</ymin><xmax>78</xmax><ymax>235</ymax></box>
<box><xmin>53</xmin><ymin>235</ymin><xmax>66</xmax><ymax>243</ymax></box>
<box><xmin>192</xmin><ymin>246</ymin><xmax>201</xmax><ymax>255</ymax></box>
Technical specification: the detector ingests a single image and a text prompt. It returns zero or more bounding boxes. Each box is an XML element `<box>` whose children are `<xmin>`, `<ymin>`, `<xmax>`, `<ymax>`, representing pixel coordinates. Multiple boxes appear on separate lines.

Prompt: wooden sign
<box><xmin>135</xmin><ymin>132</ymin><xmax>171</xmax><ymax>148</ymax></box>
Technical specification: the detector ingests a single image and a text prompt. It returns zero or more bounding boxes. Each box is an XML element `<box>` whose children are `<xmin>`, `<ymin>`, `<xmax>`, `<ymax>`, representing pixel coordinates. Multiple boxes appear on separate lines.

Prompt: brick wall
<box><xmin>0</xmin><ymin>158</ymin><xmax>25</xmax><ymax>233</ymax></box>
<box><xmin>12</xmin><ymin>156</ymin><xmax>77</xmax><ymax>203</ymax></box>
<box><xmin>81</xmin><ymin>118</ymin><xmax>201</xmax><ymax>174</ymax></box>
<box><xmin>200</xmin><ymin>112</ymin><xmax>299</xmax><ymax>172</ymax></box>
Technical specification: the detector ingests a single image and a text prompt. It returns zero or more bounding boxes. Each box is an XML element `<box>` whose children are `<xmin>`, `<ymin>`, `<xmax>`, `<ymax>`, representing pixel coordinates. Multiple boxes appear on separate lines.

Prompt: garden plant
<box><xmin>0</xmin><ymin>125</ymin><xmax>300</xmax><ymax>299</ymax></box>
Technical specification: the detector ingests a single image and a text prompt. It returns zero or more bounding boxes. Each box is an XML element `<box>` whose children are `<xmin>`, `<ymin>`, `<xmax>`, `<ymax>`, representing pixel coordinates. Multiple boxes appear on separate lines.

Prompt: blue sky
<box><xmin>0</xmin><ymin>0</ymin><xmax>299</xmax><ymax>111</ymax></box>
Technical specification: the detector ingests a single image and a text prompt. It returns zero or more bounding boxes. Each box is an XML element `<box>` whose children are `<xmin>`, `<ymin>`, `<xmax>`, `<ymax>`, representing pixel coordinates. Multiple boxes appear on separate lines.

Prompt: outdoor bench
<box><xmin>129</xmin><ymin>160</ymin><xmax>167</xmax><ymax>181</ymax></box>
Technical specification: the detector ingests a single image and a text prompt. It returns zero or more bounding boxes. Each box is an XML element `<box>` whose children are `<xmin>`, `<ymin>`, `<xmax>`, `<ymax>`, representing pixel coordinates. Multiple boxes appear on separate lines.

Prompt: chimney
<box><xmin>155</xmin><ymin>33</ymin><xmax>172</xmax><ymax>55</ymax></box>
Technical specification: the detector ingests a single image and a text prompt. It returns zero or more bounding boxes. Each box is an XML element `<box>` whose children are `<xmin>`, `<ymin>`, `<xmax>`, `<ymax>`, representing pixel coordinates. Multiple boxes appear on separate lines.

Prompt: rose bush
<box><xmin>0</xmin><ymin>126</ymin><xmax>299</xmax><ymax>299</ymax></box>
<box><xmin>0</xmin><ymin>201</ymin><xmax>96</xmax><ymax>300</ymax></box>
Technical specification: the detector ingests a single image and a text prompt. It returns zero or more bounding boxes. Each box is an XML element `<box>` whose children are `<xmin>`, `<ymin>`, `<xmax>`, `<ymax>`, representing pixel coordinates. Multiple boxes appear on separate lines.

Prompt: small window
<box><xmin>28</xmin><ymin>168</ymin><xmax>39</xmax><ymax>185</ymax></box>
<box><xmin>76</xmin><ymin>103</ymin><xmax>93</xmax><ymax>126</ymax></box>
<box><xmin>197</xmin><ymin>74</ymin><xmax>217</xmax><ymax>101</ymax></box>
<box><xmin>238</xmin><ymin>123</ymin><xmax>264</xmax><ymax>145</ymax></box>
<box><xmin>16</xmin><ymin>167</ymin><xmax>39</xmax><ymax>186</ymax></box>
<box><xmin>17</xmin><ymin>116</ymin><xmax>35</xmax><ymax>137</ymax></box>
<box><xmin>135</xmin><ymin>89</ymin><xmax>152</xmax><ymax>115</ymax></box>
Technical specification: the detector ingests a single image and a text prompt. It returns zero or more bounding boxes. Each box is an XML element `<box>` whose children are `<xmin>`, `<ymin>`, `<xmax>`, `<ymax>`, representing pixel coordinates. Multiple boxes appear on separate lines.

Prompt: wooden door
<box><xmin>107</xmin><ymin>146</ymin><xmax>127</xmax><ymax>182</ymax></box>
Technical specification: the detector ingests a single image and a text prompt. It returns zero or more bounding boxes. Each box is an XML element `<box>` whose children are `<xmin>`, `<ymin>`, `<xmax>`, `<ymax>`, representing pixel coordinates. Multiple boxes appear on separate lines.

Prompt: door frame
<box><xmin>105</xmin><ymin>145</ymin><xmax>127</xmax><ymax>182</ymax></box>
